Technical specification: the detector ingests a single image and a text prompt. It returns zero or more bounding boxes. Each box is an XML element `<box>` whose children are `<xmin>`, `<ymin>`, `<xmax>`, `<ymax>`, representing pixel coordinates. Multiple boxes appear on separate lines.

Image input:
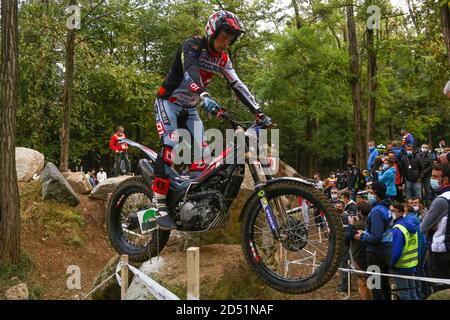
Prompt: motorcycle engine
<box><xmin>179</xmin><ymin>197</ymin><xmax>220</xmax><ymax>230</ymax></box>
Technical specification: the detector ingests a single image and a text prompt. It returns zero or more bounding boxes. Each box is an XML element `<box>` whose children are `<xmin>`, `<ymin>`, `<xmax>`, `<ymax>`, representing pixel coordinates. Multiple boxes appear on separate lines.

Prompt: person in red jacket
<box><xmin>109</xmin><ymin>126</ymin><xmax>131</xmax><ymax>176</ymax></box>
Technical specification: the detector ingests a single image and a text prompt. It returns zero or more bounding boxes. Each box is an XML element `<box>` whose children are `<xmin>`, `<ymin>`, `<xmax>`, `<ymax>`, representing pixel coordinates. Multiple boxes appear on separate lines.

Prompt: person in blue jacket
<box><xmin>389</xmin><ymin>140</ymin><xmax>403</xmax><ymax>162</ymax></box>
<box><xmin>390</xmin><ymin>202</ymin><xmax>419</xmax><ymax>300</ymax></box>
<box><xmin>405</xmin><ymin>201</ymin><xmax>426</xmax><ymax>299</ymax></box>
<box><xmin>378</xmin><ymin>158</ymin><xmax>397</xmax><ymax>201</ymax></box>
<box><xmin>368</xmin><ymin>140</ymin><xmax>379</xmax><ymax>172</ymax></box>
<box><xmin>354</xmin><ymin>182</ymin><xmax>393</xmax><ymax>300</ymax></box>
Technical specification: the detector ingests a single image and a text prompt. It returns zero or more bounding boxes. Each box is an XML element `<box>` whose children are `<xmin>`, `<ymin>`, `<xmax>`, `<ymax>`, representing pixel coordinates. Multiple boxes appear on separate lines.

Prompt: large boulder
<box><xmin>125</xmin><ymin>257</ymin><xmax>166</xmax><ymax>300</ymax></box>
<box><xmin>39</xmin><ymin>162</ymin><xmax>80</xmax><ymax>206</ymax></box>
<box><xmin>15</xmin><ymin>147</ymin><xmax>45</xmax><ymax>182</ymax></box>
<box><xmin>90</xmin><ymin>176</ymin><xmax>132</xmax><ymax>200</ymax></box>
<box><xmin>63</xmin><ymin>171</ymin><xmax>93</xmax><ymax>194</ymax></box>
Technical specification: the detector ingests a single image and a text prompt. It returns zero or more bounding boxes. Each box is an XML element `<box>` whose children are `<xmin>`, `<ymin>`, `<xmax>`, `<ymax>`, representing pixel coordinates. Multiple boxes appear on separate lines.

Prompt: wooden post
<box><xmin>121</xmin><ymin>255</ymin><xmax>129</xmax><ymax>300</ymax></box>
<box><xmin>347</xmin><ymin>260</ymin><xmax>351</xmax><ymax>300</ymax></box>
<box><xmin>187</xmin><ymin>247</ymin><xmax>200</xmax><ymax>300</ymax></box>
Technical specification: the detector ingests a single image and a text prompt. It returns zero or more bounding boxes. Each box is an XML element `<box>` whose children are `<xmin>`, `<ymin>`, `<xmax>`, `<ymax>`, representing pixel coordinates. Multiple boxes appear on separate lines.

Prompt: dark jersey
<box><xmin>158</xmin><ymin>36</ymin><xmax>260</xmax><ymax>113</ymax></box>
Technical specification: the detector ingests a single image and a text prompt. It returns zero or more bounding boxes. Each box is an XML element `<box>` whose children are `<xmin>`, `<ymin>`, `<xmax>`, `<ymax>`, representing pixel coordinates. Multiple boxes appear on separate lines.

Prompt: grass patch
<box><xmin>0</xmin><ymin>254</ymin><xmax>33</xmax><ymax>282</ymax></box>
<box><xmin>19</xmin><ymin>181</ymin><xmax>85</xmax><ymax>247</ymax></box>
<box><xmin>0</xmin><ymin>254</ymin><xmax>34</xmax><ymax>297</ymax></box>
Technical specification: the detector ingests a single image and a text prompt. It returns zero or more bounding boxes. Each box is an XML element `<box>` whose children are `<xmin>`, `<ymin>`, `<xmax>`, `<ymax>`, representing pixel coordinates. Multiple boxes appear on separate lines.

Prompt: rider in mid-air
<box><xmin>152</xmin><ymin>10</ymin><xmax>272</xmax><ymax>230</ymax></box>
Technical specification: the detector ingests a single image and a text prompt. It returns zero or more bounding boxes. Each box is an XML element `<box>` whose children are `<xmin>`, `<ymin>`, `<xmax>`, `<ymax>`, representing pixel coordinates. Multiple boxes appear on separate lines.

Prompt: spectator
<box><xmin>109</xmin><ymin>125</ymin><xmax>131</xmax><ymax>176</ymax></box>
<box><xmin>354</xmin><ymin>182</ymin><xmax>393</xmax><ymax>300</ymax></box>
<box><xmin>336</xmin><ymin>169</ymin><xmax>347</xmax><ymax>190</ymax></box>
<box><xmin>400</xmin><ymin>144</ymin><xmax>423</xmax><ymax>199</ymax></box>
<box><xmin>418</xmin><ymin>144</ymin><xmax>433</xmax><ymax>206</ymax></box>
<box><xmin>86</xmin><ymin>170</ymin><xmax>95</xmax><ymax>188</ymax></box>
<box><xmin>408</xmin><ymin>197</ymin><xmax>427</xmax><ymax>221</ymax></box>
<box><xmin>97</xmin><ymin>167</ymin><xmax>107</xmax><ymax>183</ymax></box>
<box><xmin>346</xmin><ymin>201</ymin><xmax>373</xmax><ymax>300</ymax></box>
<box><xmin>420</xmin><ymin>164</ymin><xmax>450</xmax><ymax>293</ymax></box>
<box><xmin>370</xmin><ymin>157</ymin><xmax>383</xmax><ymax>183</ymax></box>
<box><xmin>405</xmin><ymin>200</ymin><xmax>427</xmax><ymax>299</ymax></box>
<box><xmin>378</xmin><ymin>158</ymin><xmax>397</xmax><ymax>201</ymax></box>
<box><xmin>388</xmin><ymin>150</ymin><xmax>403</xmax><ymax>202</ymax></box>
<box><xmin>437</xmin><ymin>146</ymin><xmax>450</xmax><ymax>165</ymax></box>
<box><xmin>330</xmin><ymin>187</ymin><xmax>340</xmax><ymax>204</ymax></box>
<box><xmin>401</xmin><ymin>129</ymin><xmax>415</xmax><ymax>147</ymax></box>
<box><xmin>336</xmin><ymin>200</ymin><xmax>350</xmax><ymax>293</ymax></box>
<box><xmin>390</xmin><ymin>140</ymin><xmax>403</xmax><ymax>162</ymax></box>
<box><xmin>346</xmin><ymin>157</ymin><xmax>366</xmax><ymax>201</ymax></box>
<box><xmin>313</xmin><ymin>172</ymin><xmax>324</xmax><ymax>190</ymax></box>
<box><xmin>390</xmin><ymin>202</ymin><xmax>419</xmax><ymax>300</ymax></box>
<box><xmin>368</xmin><ymin>140</ymin><xmax>379</xmax><ymax>172</ymax></box>
<box><xmin>324</xmin><ymin>173</ymin><xmax>336</xmax><ymax>198</ymax></box>
<box><xmin>343</xmin><ymin>191</ymin><xmax>357</xmax><ymax>217</ymax></box>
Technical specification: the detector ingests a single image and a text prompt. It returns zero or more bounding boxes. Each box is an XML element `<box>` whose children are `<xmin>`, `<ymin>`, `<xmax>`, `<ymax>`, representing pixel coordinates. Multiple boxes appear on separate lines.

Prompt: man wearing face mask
<box><xmin>354</xmin><ymin>181</ymin><xmax>393</xmax><ymax>300</ymax></box>
<box><xmin>400</xmin><ymin>144</ymin><xmax>423</xmax><ymax>200</ymax></box>
<box><xmin>420</xmin><ymin>164</ymin><xmax>450</xmax><ymax>292</ymax></box>
<box><xmin>330</xmin><ymin>187</ymin><xmax>340</xmax><ymax>204</ymax></box>
<box><xmin>418</xmin><ymin>144</ymin><xmax>433</xmax><ymax>206</ymax></box>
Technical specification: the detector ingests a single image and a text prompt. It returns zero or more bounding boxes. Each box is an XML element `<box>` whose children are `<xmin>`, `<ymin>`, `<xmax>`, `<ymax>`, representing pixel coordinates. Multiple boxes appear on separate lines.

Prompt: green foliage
<box><xmin>12</xmin><ymin>0</ymin><xmax>450</xmax><ymax>175</ymax></box>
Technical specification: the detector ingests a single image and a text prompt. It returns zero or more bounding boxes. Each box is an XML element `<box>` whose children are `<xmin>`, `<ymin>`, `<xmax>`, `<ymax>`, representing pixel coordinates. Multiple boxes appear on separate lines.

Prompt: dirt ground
<box><xmin>21</xmin><ymin>195</ymin><xmax>116</xmax><ymax>299</ymax></box>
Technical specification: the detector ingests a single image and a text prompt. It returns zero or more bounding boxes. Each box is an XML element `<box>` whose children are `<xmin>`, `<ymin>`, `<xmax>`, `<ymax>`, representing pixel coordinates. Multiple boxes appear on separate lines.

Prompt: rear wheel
<box><xmin>241</xmin><ymin>180</ymin><xmax>344</xmax><ymax>294</ymax></box>
<box><xmin>106</xmin><ymin>177</ymin><xmax>170</xmax><ymax>262</ymax></box>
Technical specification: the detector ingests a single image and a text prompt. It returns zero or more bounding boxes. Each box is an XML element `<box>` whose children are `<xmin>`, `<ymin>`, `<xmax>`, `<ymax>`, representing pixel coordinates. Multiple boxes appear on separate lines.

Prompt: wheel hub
<box><xmin>280</xmin><ymin>218</ymin><xmax>308</xmax><ymax>251</ymax></box>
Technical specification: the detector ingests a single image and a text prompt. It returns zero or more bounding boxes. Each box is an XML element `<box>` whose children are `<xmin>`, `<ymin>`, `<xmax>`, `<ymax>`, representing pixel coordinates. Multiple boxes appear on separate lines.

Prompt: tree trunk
<box><xmin>60</xmin><ymin>0</ymin><xmax>77</xmax><ymax>172</ymax></box>
<box><xmin>0</xmin><ymin>0</ymin><xmax>21</xmax><ymax>264</ymax></box>
<box><xmin>441</xmin><ymin>2</ymin><xmax>450</xmax><ymax>67</ymax></box>
<box><xmin>366</xmin><ymin>27</ymin><xmax>377</xmax><ymax>142</ymax></box>
<box><xmin>346</xmin><ymin>4</ymin><xmax>366</xmax><ymax>170</ymax></box>
<box><xmin>291</xmin><ymin>0</ymin><xmax>302</xmax><ymax>29</ymax></box>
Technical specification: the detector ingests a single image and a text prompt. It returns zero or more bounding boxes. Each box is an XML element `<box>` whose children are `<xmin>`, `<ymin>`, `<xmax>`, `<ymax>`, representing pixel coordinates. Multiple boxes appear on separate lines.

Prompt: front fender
<box><xmin>238</xmin><ymin>176</ymin><xmax>316</xmax><ymax>222</ymax></box>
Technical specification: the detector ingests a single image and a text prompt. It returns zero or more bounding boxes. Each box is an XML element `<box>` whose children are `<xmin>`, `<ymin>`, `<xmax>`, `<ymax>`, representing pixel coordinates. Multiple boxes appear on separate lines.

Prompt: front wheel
<box><xmin>241</xmin><ymin>180</ymin><xmax>344</xmax><ymax>294</ymax></box>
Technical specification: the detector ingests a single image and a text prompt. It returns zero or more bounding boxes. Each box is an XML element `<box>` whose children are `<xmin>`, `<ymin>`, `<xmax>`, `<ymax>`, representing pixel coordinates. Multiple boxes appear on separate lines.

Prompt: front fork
<box><xmin>248</xmin><ymin>162</ymin><xmax>282</xmax><ymax>240</ymax></box>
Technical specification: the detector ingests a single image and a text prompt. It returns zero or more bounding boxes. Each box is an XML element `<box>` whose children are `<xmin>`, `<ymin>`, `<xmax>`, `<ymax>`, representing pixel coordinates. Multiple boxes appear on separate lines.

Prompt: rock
<box><xmin>427</xmin><ymin>289</ymin><xmax>450</xmax><ymax>300</ymax></box>
<box><xmin>5</xmin><ymin>283</ymin><xmax>29</xmax><ymax>300</ymax></box>
<box><xmin>90</xmin><ymin>176</ymin><xmax>132</xmax><ymax>200</ymax></box>
<box><xmin>15</xmin><ymin>147</ymin><xmax>45</xmax><ymax>182</ymax></box>
<box><xmin>63</xmin><ymin>171</ymin><xmax>93</xmax><ymax>194</ymax></box>
<box><xmin>91</xmin><ymin>255</ymin><xmax>140</xmax><ymax>300</ymax></box>
<box><xmin>125</xmin><ymin>257</ymin><xmax>166</xmax><ymax>300</ymax></box>
<box><xmin>91</xmin><ymin>255</ymin><xmax>121</xmax><ymax>300</ymax></box>
<box><xmin>39</xmin><ymin>162</ymin><xmax>80</xmax><ymax>206</ymax></box>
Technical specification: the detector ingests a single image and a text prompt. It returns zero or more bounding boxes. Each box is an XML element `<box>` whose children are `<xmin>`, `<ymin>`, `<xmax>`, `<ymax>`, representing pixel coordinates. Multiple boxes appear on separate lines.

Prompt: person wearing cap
<box><xmin>354</xmin><ymin>181</ymin><xmax>393</xmax><ymax>300</ymax></box>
